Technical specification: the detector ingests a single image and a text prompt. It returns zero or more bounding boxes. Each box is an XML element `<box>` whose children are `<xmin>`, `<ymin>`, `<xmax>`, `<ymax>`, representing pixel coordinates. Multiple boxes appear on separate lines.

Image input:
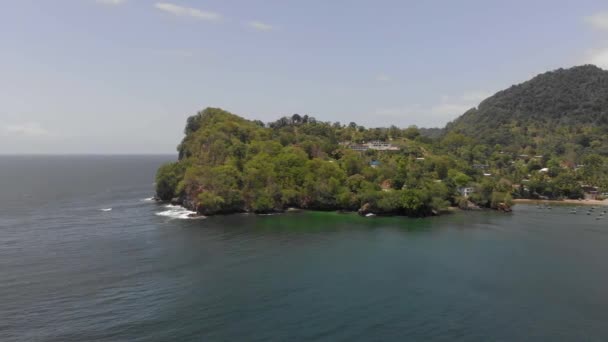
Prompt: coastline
<box><xmin>156</xmin><ymin>199</ymin><xmax>485</xmax><ymax>219</ymax></box>
<box><xmin>513</xmin><ymin>198</ymin><xmax>608</xmax><ymax>206</ymax></box>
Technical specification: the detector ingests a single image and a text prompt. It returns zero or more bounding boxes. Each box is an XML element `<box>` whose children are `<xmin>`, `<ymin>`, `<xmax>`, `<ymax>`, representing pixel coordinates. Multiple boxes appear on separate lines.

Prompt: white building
<box><xmin>349</xmin><ymin>144</ymin><xmax>369</xmax><ymax>151</ymax></box>
<box><xmin>458</xmin><ymin>187</ymin><xmax>475</xmax><ymax>198</ymax></box>
<box><xmin>367</xmin><ymin>141</ymin><xmax>400</xmax><ymax>151</ymax></box>
<box><xmin>346</xmin><ymin>141</ymin><xmax>400</xmax><ymax>151</ymax></box>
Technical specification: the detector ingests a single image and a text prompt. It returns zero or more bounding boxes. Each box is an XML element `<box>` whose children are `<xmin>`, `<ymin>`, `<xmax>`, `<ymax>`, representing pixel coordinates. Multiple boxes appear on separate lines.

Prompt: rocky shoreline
<box><xmin>513</xmin><ymin>199</ymin><xmax>608</xmax><ymax>206</ymax></box>
<box><xmin>159</xmin><ymin>195</ymin><xmax>512</xmax><ymax>218</ymax></box>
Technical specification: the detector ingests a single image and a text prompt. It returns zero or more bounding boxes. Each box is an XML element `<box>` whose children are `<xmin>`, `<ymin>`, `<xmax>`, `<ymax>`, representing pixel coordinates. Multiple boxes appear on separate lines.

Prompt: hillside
<box><xmin>445</xmin><ymin>65</ymin><xmax>608</xmax><ymax>157</ymax></box>
<box><xmin>155</xmin><ymin>108</ymin><xmax>512</xmax><ymax>217</ymax></box>
<box><xmin>156</xmin><ymin>66</ymin><xmax>608</xmax><ymax>216</ymax></box>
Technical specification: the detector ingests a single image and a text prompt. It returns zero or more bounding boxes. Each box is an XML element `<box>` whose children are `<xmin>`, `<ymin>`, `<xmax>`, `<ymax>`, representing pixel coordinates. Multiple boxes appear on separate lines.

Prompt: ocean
<box><xmin>1</xmin><ymin>155</ymin><xmax>608</xmax><ymax>341</ymax></box>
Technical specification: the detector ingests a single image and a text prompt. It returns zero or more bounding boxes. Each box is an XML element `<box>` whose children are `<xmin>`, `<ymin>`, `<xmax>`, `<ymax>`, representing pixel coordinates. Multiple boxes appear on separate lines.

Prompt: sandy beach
<box><xmin>513</xmin><ymin>198</ymin><xmax>608</xmax><ymax>206</ymax></box>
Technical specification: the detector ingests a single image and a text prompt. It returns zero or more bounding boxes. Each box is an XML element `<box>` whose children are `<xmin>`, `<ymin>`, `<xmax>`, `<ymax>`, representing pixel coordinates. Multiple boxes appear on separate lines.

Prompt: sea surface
<box><xmin>2</xmin><ymin>155</ymin><xmax>608</xmax><ymax>341</ymax></box>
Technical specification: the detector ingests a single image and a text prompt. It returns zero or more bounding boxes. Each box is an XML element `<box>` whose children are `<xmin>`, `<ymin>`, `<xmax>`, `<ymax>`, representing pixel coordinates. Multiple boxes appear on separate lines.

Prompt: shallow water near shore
<box><xmin>2</xmin><ymin>155</ymin><xmax>608</xmax><ymax>341</ymax></box>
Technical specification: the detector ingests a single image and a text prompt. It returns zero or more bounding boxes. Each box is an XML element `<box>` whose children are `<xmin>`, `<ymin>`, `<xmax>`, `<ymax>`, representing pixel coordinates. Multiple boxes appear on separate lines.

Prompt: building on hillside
<box><xmin>380</xmin><ymin>179</ymin><xmax>392</xmax><ymax>191</ymax></box>
<box><xmin>458</xmin><ymin>187</ymin><xmax>475</xmax><ymax>198</ymax></box>
<box><xmin>512</xmin><ymin>184</ymin><xmax>530</xmax><ymax>193</ymax></box>
<box><xmin>368</xmin><ymin>141</ymin><xmax>400</xmax><ymax>151</ymax></box>
<box><xmin>349</xmin><ymin>144</ymin><xmax>369</xmax><ymax>152</ymax></box>
<box><xmin>370</xmin><ymin>160</ymin><xmax>381</xmax><ymax>168</ymax></box>
<box><xmin>369</xmin><ymin>140</ymin><xmax>391</xmax><ymax>149</ymax></box>
<box><xmin>582</xmin><ymin>185</ymin><xmax>599</xmax><ymax>200</ymax></box>
<box><xmin>344</xmin><ymin>140</ymin><xmax>400</xmax><ymax>151</ymax></box>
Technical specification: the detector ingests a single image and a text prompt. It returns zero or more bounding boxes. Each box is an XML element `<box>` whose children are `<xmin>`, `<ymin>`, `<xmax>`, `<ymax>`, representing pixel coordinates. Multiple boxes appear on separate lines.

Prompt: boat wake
<box><xmin>156</xmin><ymin>204</ymin><xmax>204</xmax><ymax>220</ymax></box>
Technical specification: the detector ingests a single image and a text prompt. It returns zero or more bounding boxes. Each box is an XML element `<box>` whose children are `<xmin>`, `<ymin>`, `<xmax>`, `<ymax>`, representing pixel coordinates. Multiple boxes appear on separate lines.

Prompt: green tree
<box><xmin>156</xmin><ymin>162</ymin><xmax>185</xmax><ymax>200</ymax></box>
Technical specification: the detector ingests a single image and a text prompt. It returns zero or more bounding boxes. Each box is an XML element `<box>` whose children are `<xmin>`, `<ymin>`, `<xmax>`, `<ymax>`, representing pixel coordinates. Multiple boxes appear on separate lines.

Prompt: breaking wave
<box><xmin>155</xmin><ymin>204</ymin><xmax>204</xmax><ymax>220</ymax></box>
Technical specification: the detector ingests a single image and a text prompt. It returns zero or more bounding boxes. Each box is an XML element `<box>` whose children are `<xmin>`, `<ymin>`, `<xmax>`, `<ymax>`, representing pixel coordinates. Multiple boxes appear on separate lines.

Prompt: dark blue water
<box><xmin>2</xmin><ymin>155</ymin><xmax>608</xmax><ymax>341</ymax></box>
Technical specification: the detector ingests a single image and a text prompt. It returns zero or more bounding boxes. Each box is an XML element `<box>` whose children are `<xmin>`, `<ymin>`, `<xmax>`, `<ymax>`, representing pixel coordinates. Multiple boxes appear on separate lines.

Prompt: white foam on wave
<box><xmin>140</xmin><ymin>197</ymin><xmax>156</xmax><ymax>202</ymax></box>
<box><xmin>155</xmin><ymin>204</ymin><xmax>204</xmax><ymax>220</ymax></box>
<box><xmin>100</xmin><ymin>208</ymin><xmax>112</xmax><ymax>212</ymax></box>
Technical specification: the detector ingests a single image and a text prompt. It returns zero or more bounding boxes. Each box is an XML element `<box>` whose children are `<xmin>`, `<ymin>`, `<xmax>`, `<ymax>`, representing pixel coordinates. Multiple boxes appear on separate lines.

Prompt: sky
<box><xmin>1</xmin><ymin>1</ymin><xmax>608</xmax><ymax>154</ymax></box>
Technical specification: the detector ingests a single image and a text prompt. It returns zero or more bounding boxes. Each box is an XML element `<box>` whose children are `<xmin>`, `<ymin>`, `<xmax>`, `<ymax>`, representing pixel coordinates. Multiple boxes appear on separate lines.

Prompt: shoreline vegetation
<box><xmin>154</xmin><ymin>199</ymin><xmax>474</xmax><ymax>219</ymax></box>
<box><xmin>513</xmin><ymin>198</ymin><xmax>608</xmax><ymax>206</ymax></box>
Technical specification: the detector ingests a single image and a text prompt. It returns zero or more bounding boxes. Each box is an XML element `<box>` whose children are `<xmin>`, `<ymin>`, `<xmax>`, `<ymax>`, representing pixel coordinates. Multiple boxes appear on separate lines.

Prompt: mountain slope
<box><xmin>445</xmin><ymin>65</ymin><xmax>608</xmax><ymax>155</ymax></box>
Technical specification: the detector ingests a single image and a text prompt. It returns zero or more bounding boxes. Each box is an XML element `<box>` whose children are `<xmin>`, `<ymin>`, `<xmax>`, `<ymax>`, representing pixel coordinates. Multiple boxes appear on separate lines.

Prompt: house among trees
<box><xmin>349</xmin><ymin>144</ymin><xmax>369</xmax><ymax>152</ymax></box>
<box><xmin>380</xmin><ymin>179</ymin><xmax>392</xmax><ymax>191</ymax></box>
<box><xmin>458</xmin><ymin>187</ymin><xmax>475</xmax><ymax>198</ymax></box>
<box><xmin>368</xmin><ymin>140</ymin><xmax>400</xmax><ymax>151</ymax></box>
<box><xmin>582</xmin><ymin>185</ymin><xmax>600</xmax><ymax>200</ymax></box>
<box><xmin>344</xmin><ymin>140</ymin><xmax>400</xmax><ymax>151</ymax></box>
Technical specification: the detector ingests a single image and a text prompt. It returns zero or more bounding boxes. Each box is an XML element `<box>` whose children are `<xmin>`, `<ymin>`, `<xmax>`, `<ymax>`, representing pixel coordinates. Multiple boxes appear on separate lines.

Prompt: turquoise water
<box><xmin>1</xmin><ymin>156</ymin><xmax>608</xmax><ymax>341</ymax></box>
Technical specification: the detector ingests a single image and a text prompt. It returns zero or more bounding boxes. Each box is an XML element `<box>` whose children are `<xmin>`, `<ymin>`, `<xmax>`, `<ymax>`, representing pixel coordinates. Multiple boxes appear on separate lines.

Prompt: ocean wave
<box><xmin>140</xmin><ymin>197</ymin><xmax>157</xmax><ymax>202</ymax></box>
<box><xmin>99</xmin><ymin>208</ymin><xmax>112</xmax><ymax>212</ymax></box>
<box><xmin>155</xmin><ymin>204</ymin><xmax>204</xmax><ymax>220</ymax></box>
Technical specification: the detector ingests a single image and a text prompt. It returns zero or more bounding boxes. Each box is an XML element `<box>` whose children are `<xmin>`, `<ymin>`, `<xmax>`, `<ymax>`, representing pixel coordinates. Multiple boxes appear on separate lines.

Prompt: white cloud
<box><xmin>154</xmin><ymin>3</ymin><xmax>221</xmax><ymax>21</ymax></box>
<box><xmin>3</xmin><ymin>123</ymin><xmax>49</xmax><ymax>137</ymax></box>
<box><xmin>585</xmin><ymin>11</ymin><xmax>608</xmax><ymax>30</ymax></box>
<box><xmin>95</xmin><ymin>0</ymin><xmax>127</xmax><ymax>5</ymax></box>
<box><xmin>587</xmin><ymin>47</ymin><xmax>608</xmax><ymax>69</ymax></box>
<box><xmin>249</xmin><ymin>21</ymin><xmax>274</xmax><ymax>31</ymax></box>
<box><xmin>375</xmin><ymin>74</ymin><xmax>391</xmax><ymax>82</ymax></box>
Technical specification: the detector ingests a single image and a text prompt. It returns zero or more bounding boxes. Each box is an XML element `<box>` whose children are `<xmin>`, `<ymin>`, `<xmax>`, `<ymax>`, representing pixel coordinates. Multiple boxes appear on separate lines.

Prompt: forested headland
<box><xmin>156</xmin><ymin>65</ymin><xmax>608</xmax><ymax>217</ymax></box>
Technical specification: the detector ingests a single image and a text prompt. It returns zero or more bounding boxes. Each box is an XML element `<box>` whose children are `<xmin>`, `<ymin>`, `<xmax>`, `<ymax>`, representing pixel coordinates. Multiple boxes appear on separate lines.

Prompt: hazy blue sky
<box><xmin>2</xmin><ymin>0</ymin><xmax>608</xmax><ymax>153</ymax></box>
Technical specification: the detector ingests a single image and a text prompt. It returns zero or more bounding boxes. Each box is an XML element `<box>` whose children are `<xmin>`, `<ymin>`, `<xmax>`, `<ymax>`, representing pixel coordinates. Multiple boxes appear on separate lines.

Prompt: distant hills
<box><xmin>445</xmin><ymin>65</ymin><xmax>608</xmax><ymax>157</ymax></box>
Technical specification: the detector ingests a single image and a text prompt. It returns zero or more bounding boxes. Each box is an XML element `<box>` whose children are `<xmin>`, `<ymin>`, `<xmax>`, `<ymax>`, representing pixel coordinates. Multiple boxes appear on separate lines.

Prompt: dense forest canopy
<box><xmin>446</xmin><ymin>65</ymin><xmax>608</xmax><ymax>157</ymax></box>
<box><xmin>157</xmin><ymin>65</ymin><xmax>608</xmax><ymax>217</ymax></box>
